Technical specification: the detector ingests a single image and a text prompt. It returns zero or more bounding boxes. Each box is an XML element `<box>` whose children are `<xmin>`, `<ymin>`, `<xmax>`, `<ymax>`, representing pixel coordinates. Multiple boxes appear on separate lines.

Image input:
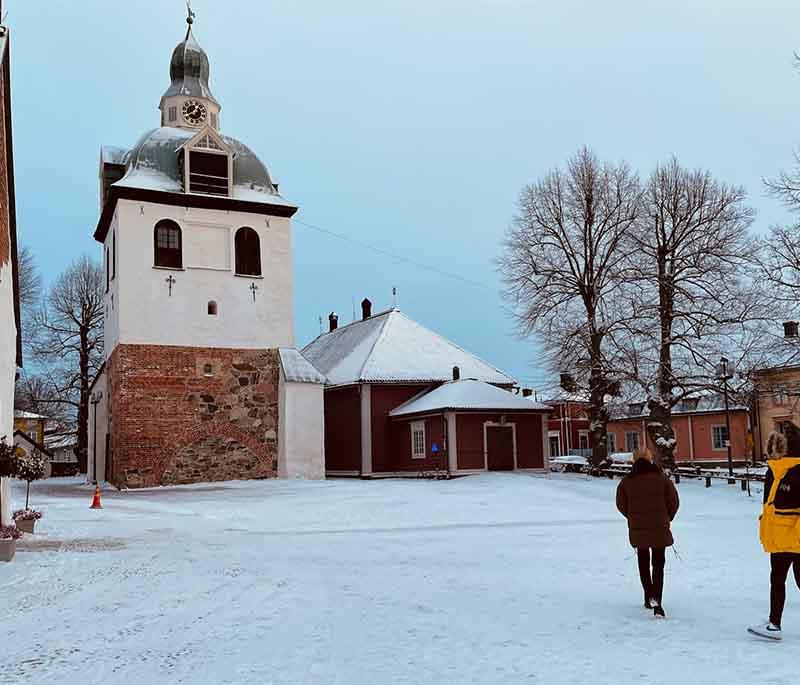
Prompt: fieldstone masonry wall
<box><xmin>107</xmin><ymin>344</ymin><xmax>280</xmax><ymax>488</ymax></box>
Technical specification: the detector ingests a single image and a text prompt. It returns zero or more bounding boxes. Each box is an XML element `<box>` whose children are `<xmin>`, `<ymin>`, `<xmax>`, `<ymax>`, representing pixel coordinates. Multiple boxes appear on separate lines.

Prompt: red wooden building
<box><xmin>544</xmin><ymin>394</ymin><xmax>751</xmax><ymax>465</ymax></box>
<box><xmin>302</xmin><ymin>303</ymin><xmax>551</xmax><ymax>476</ymax></box>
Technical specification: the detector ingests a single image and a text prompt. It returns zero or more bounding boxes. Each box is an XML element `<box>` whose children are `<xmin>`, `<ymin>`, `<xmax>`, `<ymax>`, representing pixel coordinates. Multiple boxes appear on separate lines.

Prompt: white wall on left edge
<box><xmin>0</xmin><ymin>258</ymin><xmax>17</xmax><ymax>526</ymax></box>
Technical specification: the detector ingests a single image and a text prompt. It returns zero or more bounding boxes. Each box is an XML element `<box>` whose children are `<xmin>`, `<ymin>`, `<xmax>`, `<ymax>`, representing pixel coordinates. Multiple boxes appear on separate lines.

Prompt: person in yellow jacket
<box><xmin>748</xmin><ymin>430</ymin><xmax>800</xmax><ymax>641</ymax></box>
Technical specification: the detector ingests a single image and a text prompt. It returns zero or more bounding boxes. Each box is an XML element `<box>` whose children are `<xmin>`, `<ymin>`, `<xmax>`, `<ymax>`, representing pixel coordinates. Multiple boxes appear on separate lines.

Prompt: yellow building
<box><xmin>753</xmin><ymin>364</ymin><xmax>800</xmax><ymax>459</ymax></box>
<box><xmin>13</xmin><ymin>410</ymin><xmax>47</xmax><ymax>446</ymax></box>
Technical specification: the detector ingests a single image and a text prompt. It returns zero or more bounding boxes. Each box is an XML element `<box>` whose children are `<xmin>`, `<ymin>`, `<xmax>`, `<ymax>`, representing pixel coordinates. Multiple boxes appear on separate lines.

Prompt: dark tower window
<box><xmin>207</xmin><ymin>301</ymin><xmax>218</xmax><ymax>316</ymax></box>
<box><xmin>188</xmin><ymin>150</ymin><xmax>229</xmax><ymax>196</ymax></box>
<box><xmin>154</xmin><ymin>220</ymin><xmax>183</xmax><ymax>269</ymax></box>
<box><xmin>235</xmin><ymin>227</ymin><xmax>261</xmax><ymax>276</ymax></box>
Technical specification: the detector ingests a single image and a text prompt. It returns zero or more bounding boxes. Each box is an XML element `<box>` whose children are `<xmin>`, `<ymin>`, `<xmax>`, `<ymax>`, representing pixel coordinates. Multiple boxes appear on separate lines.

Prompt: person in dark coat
<box><xmin>616</xmin><ymin>448</ymin><xmax>680</xmax><ymax>617</ymax></box>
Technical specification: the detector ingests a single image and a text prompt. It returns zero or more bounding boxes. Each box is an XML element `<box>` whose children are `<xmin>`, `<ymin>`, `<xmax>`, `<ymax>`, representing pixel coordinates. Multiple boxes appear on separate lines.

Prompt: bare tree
<box><xmin>622</xmin><ymin>158</ymin><xmax>761</xmax><ymax>468</ymax></box>
<box><xmin>500</xmin><ymin>147</ymin><xmax>641</xmax><ymax>466</ymax></box>
<box><xmin>29</xmin><ymin>255</ymin><xmax>104</xmax><ymax>473</ymax></box>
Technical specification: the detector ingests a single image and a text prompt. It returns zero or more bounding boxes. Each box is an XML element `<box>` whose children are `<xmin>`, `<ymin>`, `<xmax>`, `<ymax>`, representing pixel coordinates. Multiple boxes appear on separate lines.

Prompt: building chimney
<box><xmin>522</xmin><ymin>388</ymin><xmax>533</xmax><ymax>398</ymax></box>
<box><xmin>361</xmin><ymin>298</ymin><xmax>372</xmax><ymax>320</ymax></box>
<box><xmin>329</xmin><ymin>312</ymin><xmax>339</xmax><ymax>332</ymax></box>
<box><xmin>784</xmin><ymin>321</ymin><xmax>799</xmax><ymax>339</ymax></box>
<box><xmin>452</xmin><ymin>366</ymin><xmax>461</xmax><ymax>381</ymax></box>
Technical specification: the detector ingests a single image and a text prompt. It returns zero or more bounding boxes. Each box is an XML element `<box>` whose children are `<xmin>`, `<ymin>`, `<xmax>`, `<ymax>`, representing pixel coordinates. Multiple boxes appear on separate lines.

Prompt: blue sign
<box><xmin>431</xmin><ymin>443</ymin><xmax>439</xmax><ymax>453</ymax></box>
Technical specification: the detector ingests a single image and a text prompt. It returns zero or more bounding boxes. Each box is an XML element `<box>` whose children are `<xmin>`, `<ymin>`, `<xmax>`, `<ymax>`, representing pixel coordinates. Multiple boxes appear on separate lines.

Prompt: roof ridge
<box><xmin>302</xmin><ymin>307</ymin><xmax>396</xmax><ymax>349</ymax></box>
<box><xmin>393</xmin><ymin>311</ymin><xmax>516</xmax><ymax>384</ymax></box>
<box><xmin>356</xmin><ymin>310</ymin><xmax>395</xmax><ymax>381</ymax></box>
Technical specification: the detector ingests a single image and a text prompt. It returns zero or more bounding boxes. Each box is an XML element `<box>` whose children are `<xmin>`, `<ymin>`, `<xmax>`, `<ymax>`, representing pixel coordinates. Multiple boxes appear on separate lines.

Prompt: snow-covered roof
<box><xmin>14</xmin><ymin>410</ymin><xmax>47</xmax><ymax>420</ymax></box>
<box><xmin>107</xmin><ymin>127</ymin><xmax>296</xmax><ymax>210</ymax></box>
<box><xmin>390</xmin><ymin>380</ymin><xmax>551</xmax><ymax>417</ymax></box>
<box><xmin>608</xmin><ymin>393</ymin><xmax>748</xmax><ymax>420</ymax></box>
<box><xmin>302</xmin><ymin>309</ymin><xmax>517</xmax><ymax>387</ymax></box>
<box><xmin>45</xmin><ymin>434</ymin><xmax>77</xmax><ymax>451</ymax></box>
<box><xmin>278</xmin><ymin>348</ymin><xmax>326</xmax><ymax>384</ymax></box>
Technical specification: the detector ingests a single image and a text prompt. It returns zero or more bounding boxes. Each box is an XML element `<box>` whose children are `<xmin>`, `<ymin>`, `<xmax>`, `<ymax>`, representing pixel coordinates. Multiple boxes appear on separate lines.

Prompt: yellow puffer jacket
<box><xmin>760</xmin><ymin>457</ymin><xmax>800</xmax><ymax>554</ymax></box>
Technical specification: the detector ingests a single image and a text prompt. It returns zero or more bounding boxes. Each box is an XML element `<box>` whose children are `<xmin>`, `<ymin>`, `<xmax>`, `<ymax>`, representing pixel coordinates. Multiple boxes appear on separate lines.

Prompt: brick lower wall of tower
<box><xmin>107</xmin><ymin>344</ymin><xmax>280</xmax><ymax>488</ymax></box>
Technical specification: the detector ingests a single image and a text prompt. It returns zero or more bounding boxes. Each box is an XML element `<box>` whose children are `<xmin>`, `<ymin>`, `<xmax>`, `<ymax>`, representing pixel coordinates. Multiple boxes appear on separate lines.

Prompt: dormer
<box><xmin>178</xmin><ymin>127</ymin><xmax>232</xmax><ymax>197</ymax></box>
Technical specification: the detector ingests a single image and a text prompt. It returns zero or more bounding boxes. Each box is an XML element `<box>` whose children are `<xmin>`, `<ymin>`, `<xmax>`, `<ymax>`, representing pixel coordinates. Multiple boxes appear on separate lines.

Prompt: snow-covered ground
<box><xmin>0</xmin><ymin>473</ymin><xmax>794</xmax><ymax>684</ymax></box>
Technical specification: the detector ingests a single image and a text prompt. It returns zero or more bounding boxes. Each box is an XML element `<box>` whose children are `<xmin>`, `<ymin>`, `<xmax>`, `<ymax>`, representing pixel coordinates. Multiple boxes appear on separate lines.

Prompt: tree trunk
<box><xmin>25</xmin><ymin>481</ymin><xmax>30</xmax><ymax>510</ymax></box>
<box><xmin>77</xmin><ymin>333</ymin><xmax>90</xmax><ymax>474</ymax></box>
<box><xmin>588</xmin><ymin>333</ymin><xmax>609</xmax><ymax>468</ymax></box>
<box><xmin>646</xmin><ymin>253</ymin><xmax>677</xmax><ymax>470</ymax></box>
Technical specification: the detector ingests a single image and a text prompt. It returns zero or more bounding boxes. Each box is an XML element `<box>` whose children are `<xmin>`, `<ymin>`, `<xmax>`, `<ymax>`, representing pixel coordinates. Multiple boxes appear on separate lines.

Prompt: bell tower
<box><xmin>159</xmin><ymin>9</ymin><xmax>221</xmax><ymax>131</ymax></box>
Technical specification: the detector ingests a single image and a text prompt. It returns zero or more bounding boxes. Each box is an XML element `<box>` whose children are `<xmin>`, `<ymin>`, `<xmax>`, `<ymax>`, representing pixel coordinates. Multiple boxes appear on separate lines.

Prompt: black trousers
<box><xmin>637</xmin><ymin>547</ymin><xmax>666</xmax><ymax>605</ymax></box>
<box><xmin>770</xmin><ymin>553</ymin><xmax>800</xmax><ymax>628</ymax></box>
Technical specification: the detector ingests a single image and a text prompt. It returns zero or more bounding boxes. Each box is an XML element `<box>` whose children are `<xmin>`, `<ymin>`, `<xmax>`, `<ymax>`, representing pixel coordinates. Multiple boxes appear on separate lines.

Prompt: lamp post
<box><xmin>718</xmin><ymin>357</ymin><xmax>734</xmax><ymax>481</ymax></box>
<box><xmin>90</xmin><ymin>392</ymin><xmax>103</xmax><ymax>484</ymax></box>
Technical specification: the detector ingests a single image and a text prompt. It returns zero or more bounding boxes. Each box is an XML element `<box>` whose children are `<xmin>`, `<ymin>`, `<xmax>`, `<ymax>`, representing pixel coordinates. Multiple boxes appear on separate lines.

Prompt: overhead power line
<box><xmin>294</xmin><ymin>218</ymin><xmax>493</xmax><ymax>291</ymax></box>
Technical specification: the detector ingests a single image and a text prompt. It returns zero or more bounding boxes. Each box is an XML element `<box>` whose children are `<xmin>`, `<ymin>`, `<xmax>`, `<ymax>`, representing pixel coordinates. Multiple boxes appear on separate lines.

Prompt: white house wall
<box><xmin>87</xmin><ymin>365</ymin><xmax>109</xmax><ymax>484</ymax></box>
<box><xmin>109</xmin><ymin>199</ymin><xmax>295</xmax><ymax>353</ymax></box>
<box><xmin>0</xmin><ymin>258</ymin><xmax>16</xmax><ymax>525</ymax></box>
<box><xmin>278</xmin><ymin>374</ymin><xmax>325</xmax><ymax>480</ymax></box>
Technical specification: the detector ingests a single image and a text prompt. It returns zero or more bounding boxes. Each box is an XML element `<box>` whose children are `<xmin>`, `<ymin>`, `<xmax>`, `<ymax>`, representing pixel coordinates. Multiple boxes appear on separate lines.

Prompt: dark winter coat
<box><xmin>616</xmin><ymin>459</ymin><xmax>680</xmax><ymax>549</ymax></box>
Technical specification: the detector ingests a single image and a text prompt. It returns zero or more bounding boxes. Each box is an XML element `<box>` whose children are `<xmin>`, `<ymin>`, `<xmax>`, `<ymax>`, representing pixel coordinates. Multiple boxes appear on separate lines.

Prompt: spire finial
<box><xmin>185</xmin><ymin>1</ymin><xmax>196</xmax><ymax>39</ymax></box>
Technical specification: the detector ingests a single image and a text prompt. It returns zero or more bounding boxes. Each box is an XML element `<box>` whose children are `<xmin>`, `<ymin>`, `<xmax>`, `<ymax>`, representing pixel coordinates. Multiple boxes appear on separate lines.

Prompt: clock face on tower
<box><xmin>182</xmin><ymin>99</ymin><xmax>208</xmax><ymax>126</ymax></box>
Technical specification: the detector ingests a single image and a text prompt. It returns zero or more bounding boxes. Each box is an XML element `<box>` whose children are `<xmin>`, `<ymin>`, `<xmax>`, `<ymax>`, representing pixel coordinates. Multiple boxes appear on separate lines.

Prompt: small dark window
<box><xmin>188</xmin><ymin>150</ymin><xmax>228</xmax><ymax>196</ymax></box>
<box><xmin>203</xmin><ymin>363</ymin><xmax>214</xmax><ymax>376</ymax></box>
<box><xmin>154</xmin><ymin>220</ymin><xmax>182</xmax><ymax>269</ymax></box>
<box><xmin>169</xmin><ymin>106</ymin><xmax>177</xmax><ymax>122</ymax></box>
<box><xmin>105</xmin><ymin>247</ymin><xmax>110</xmax><ymax>292</ymax></box>
<box><xmin>235</xmin><ymin>227</ymin><xmax>261</xmax><ymax>276</ymax></box>
<box><xmin>112</xmin><ymin>230</ymin><xmax>116</xmax><ymax>280</ymax></box>
<box><xmin>208</xmin><ymin>301</ymin><xmax>218</xmax><ymax>316</ymax></box>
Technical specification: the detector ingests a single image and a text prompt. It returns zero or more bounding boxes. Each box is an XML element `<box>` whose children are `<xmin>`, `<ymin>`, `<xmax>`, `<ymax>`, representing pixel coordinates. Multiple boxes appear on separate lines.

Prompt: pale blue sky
<box><xmin>8</xmin><ymin>0</ymin><xmax>800</xmax><ymax>388</ymax></box>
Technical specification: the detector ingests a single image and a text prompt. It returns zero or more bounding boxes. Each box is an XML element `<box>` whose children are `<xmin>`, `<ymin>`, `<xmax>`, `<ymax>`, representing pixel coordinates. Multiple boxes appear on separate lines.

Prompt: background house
<box><xmin>607</xmin><ymin>395</ymin><xmax>750</xmax><ymax>465</ymax></box>
<box><xmin>541</xmin><ymin>392</ymin><xmax>591</xmax><ymax>459</ymax></box>
<box><xmin>14</xmin><ymin>410</ymin><xmax>46</xmax><ymax>445</ymax></box>
<box><xmin>303</xmin><ymin>301</ymin><xmax>550</xmax><ymax>476</ymax></box>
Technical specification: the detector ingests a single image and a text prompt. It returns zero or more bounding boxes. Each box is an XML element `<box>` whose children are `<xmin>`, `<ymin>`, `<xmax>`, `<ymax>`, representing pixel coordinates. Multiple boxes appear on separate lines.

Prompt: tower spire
<box><xmin>186</xmin><ymin>0</ymin><xmax>196</xmax><ymax>39</ymax></box>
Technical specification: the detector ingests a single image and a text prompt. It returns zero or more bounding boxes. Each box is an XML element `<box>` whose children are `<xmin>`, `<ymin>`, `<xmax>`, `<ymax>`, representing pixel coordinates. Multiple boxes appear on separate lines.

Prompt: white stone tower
<box><xmin>88</xmin><ymin>10</ymin><xmax>325</xmax><ymax>488</ymax></box>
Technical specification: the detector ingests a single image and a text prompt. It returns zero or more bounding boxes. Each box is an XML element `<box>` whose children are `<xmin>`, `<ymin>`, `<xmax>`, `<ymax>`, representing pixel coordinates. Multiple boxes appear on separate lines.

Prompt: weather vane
<box><xmin>186</xmin><ymin>0</ymin><xmax>196</xmax><ymax>25</ymax></box>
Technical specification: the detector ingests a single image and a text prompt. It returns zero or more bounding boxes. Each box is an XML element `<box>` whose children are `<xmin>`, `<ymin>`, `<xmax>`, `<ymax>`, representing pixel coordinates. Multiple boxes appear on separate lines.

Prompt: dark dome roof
<box><xmin>111</xmin><ymin>127</ymin><xmax>296</xmax><ymax>211</ymax></box>
<box><xmin>162</xmin><ymin>27</ymin><xmax>219</xmax><ymax>105</ymax></box>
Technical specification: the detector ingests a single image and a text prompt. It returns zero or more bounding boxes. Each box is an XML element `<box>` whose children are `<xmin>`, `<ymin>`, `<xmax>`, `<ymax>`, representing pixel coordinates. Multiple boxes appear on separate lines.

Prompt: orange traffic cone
<box><xmin>90</xmin><ymin>485</ymin><xmax>103</xmax><ymax>509</ymax></box>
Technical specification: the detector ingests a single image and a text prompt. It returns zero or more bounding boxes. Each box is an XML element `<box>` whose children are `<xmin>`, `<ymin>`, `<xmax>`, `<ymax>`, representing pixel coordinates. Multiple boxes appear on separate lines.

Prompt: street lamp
<box><xmin>90</xmin><ymin>391</ymin><xmax>103</xmax><ymax>484</ymax></box>
<box><xmin>717</xmin><ymin>357</ymin><xmax>734</xmax><ymax>481</ymax></box>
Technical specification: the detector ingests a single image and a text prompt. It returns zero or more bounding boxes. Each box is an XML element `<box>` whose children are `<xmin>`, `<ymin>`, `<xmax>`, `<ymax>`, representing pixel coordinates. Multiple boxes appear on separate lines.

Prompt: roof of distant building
<box><xmin>302</xmin><ymin>309</ymin><xmax>517</xmax><ymax>387</ymax></box>
<box><xmin>14</xmin><ymin>410</ymin><xmax>47</xmax><ymax>420</ymax></box>
<box><xmin>390</xmin><ymin>379</ymin><xmax>551</xmax><ymax>417</ymax></box>
<box><xmin>608</xmin><ymin>393</ymin><xmax>748</xmax><ymax>420</ymax></box>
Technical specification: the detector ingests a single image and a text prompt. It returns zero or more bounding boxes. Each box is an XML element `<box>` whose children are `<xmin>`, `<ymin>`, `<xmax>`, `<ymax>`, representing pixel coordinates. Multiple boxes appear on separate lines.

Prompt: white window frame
<box><xmin>607</xmin><ymin>432</ymin><xmax>616</xmax><ymax>454</ymax></box>
<box><xmin>712</xmin><ymin>424</ymin><xmax>729</xmax><ymax>451</ymax></box>
<box><xmin>578</xmin><ymin>430</ymin><xmax>590</xmax><ymax>451</ymax></box>
<box><xmin>625</xmin><ymin>431</ymin><xmax>640</xmax><ymax>453</ymax></box>
<box><xmin>548</xmin><ymin>431</ymin><xmax>562</xmax><ymax>458</ymax></box>
<box><xmin>411</xmin><ymin>421</ymin><xmax>426</xmax><ymax>460</ymax></box>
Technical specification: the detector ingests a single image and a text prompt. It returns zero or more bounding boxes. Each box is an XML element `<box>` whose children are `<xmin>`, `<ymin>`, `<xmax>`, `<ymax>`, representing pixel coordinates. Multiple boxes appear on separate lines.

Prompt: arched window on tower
<box><xmin>235</xmin><ymin>227</ymin><xmax>261</xmax><ymax>276</ymax></box>
<box><xmin>154</xmin><ymin>220</ymin><xmax>182</xmax><ymax>269</ymax></box>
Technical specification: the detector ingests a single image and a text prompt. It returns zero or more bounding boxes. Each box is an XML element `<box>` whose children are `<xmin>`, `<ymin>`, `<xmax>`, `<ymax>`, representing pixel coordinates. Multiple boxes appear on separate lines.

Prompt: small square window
<box><xmin>169</xmin><ymin>106</ymin><xmax>177</xmax><ymax>122</ymax></box>
<box><xmin>625</xmin><ymin>432</ymin><xmax>640</xmax><ymax>453</ymax></box>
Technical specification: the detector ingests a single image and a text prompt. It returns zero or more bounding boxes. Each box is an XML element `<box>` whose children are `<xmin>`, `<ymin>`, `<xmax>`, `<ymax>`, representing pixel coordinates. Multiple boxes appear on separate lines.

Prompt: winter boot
<box><xmin>747</xmin><ymin>622</ymin><xmax>782</xmax><ymax>641</ymax></box>
<box><xmin>653</xmin><ymin>605</ymin><xmax>666</xmax><ymax>618</ymax></box>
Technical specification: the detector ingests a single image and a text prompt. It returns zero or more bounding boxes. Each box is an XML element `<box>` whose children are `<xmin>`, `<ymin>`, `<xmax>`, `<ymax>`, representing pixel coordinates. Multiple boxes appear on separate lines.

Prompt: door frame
<box><xmin>484</xmin><ymin>421</ymin><xmax>517</xmax><ymax>471</ymax></box>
